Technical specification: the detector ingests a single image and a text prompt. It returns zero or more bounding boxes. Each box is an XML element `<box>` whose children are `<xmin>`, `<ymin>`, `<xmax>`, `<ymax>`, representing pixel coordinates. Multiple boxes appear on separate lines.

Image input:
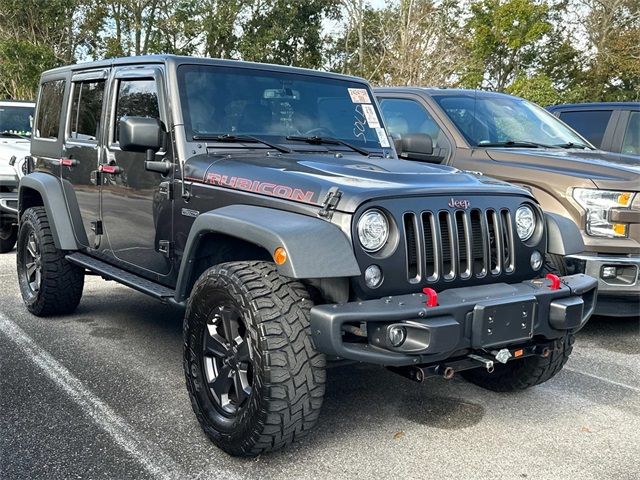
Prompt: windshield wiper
<box><xmin>553</xmin><ymin>142</ymin><xmax>591</xmax><ymax>150</ymax></box>
<box><xmin>478</xmin><ymin>140</ymin><xmax>554</xmax><ymax>148</ymax></box>
<box><xmin>286</xmin><ymin>135</ymin><xmax>370</xmax><ymax>156</ymax></box>
<box><xmin>192</xmin><ymin>133</ymin><xmax>292</xmax><ymax>153</ymax></box>
<box><xmin>0</xmin><ymin>131</ymin><xmax>29</xmax><ymax>139</ymax></box>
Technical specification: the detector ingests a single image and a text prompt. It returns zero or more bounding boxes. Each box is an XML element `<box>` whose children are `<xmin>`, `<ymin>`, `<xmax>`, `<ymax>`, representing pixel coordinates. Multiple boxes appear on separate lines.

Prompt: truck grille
<box><xmin>403</xmin><ymin>209</ymin><xmax>515</xmax><ymax>283</ymax></box>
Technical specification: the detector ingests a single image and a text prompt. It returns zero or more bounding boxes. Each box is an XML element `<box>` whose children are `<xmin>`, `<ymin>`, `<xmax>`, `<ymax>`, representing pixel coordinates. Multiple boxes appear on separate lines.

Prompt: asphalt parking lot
<box><xmin>0</xmin><ymin>250</ymin><xmax>638</xmax><ymax>480</ymax></box>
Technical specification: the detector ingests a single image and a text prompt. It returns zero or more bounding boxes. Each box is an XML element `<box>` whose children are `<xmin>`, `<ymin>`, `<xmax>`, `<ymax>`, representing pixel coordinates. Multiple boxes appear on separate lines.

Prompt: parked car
<box><xmin>18</xmin><ymin>56</ymin><xmax>596</xmax><ymax>456</ymax></box>
<box><xmin>0</xmin><ymin>162</ymin><xmax>19</xmax><ymax>252</ymax></box>
<box><xmin>547</xmin><ymin>102</ymin><xmax>640</xmax><ymax>157</ymax></box>
<box><xmin>375</xmin><ymin>88</ymin><xmax>639</xmax><ymax>317</ymax></box>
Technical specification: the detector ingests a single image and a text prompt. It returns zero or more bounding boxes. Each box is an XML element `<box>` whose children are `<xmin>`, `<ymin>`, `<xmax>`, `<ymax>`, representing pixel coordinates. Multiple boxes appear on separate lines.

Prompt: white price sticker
<box><xmin>361</xmin><ymin>104</ymin><xmax>381</xmax><ymax>128</ymax></box>
<box><xmin>348</xmin><ymin>88</ymin><xmax>371</xmax><ymax>104</ymax></box>
<box><xmin>375</xmin><ymin>127</ymin><xmax>390</xmax><ymax>148</ymax></box>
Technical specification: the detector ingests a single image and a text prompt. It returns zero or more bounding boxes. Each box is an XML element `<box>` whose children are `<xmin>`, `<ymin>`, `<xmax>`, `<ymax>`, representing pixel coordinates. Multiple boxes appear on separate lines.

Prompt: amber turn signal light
<box><xmin>274</xmin><ymin>247</ymin><xmax>287</xmax><ymax>265</ymax></box>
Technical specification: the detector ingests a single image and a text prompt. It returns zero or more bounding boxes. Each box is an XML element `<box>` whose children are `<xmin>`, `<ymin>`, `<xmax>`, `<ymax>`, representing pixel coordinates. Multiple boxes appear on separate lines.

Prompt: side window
<box><xmin>379</xmin><ymin>98</ymin><xmax>450</xmax><ymax>161</ymax></box>
<box><xmin>558</xmin><ymin>110</ymin><xmax>612</xmax><ymax>148</ymax></box>
<box><xmin>34</xmin><ymin>80</ymin><xmax>65</xmax><ymax>139</ymax></box>
<box><xmin>113</xmin><ymin>79</ymin><xmax>159</xmax><ymax>142</ymax></box>
<box><xmin>68</xmin><ymin>80</ymin><xmax>105</xmax><ymax>141</ymax></box>
<box><xmin>621</xmin><ymin>111</ymin><xmax>639</xmax><ymax>155</ymax></box>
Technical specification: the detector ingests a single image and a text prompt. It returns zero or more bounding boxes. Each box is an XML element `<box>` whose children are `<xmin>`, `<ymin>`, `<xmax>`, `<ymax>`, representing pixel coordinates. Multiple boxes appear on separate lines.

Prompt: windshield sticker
<box><xmin>361</xmin><ymin>104</ymin><xmax>380</xmax><ymax>128</ymax></box>
<box><xmin>375</xmin><ymin>127</ymin><xmax>390</xmax><ymax>148</ymax></box>
<box><xmin>348</xmin><ymin>88</ymin><xmax>371</xmax><ymax>104</ymax></box>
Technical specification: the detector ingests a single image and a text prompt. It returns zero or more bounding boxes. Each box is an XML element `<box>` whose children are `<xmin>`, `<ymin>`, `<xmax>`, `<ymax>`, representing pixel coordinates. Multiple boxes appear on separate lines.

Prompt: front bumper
<box><xmin>310</xmin><ymin>274</ymin><xmax>597</xmax><ymax>367</ymax></box>
<box><xmin>568</xmin><ymin>253</ymin><xmax>639</xmax><ymax>316</ymax></box>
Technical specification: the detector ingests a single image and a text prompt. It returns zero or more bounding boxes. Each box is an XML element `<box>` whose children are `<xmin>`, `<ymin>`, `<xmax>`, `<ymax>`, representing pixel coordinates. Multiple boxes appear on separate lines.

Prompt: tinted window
<box><xmin>559</xmin><ymin>110</ymin><xmax>612</xmax><ymax>148</ymax></box>
<box><xmin>35</xmin><ymin>80</ymin><xmax>65</xmax><ymax>139</ymax></box>
<box><xmin>622</xmin><ymin>111</ymin><xmax>640</xmax><ymax>155</ymax></box>
<box><xmin>0</xmin><ymin>105</ymin><xmax>34</xmax><ymax>136</ymax></box>
<box><xmin>114</xmin><ymin>79</ymin><xmax>159</xmax><ymax>142</ymax></box>
<box><xmin>69</xmin><ymin>80</ymin><xmax>105</xmax><ymax>141</ymax></box>
<box><xmin>379</xmin><ymin>97</ymin><xmax>450</xmax><ymax>162</ymax></box>
<box><xmin>177</xmin><ymin>65</ymin><xmax>388</xmax><ymax>150</ymax></box>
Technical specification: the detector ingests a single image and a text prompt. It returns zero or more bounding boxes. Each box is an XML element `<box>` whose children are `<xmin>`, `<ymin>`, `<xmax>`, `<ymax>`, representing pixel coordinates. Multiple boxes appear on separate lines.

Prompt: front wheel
<box><xmin>0</xmin><ymin>224</ymin><xmax>17</xmax><ymax>253</ymax></box>
<box><xmin>462</xmin><ymin>334</ymin><xmax>574</xmax><ymax>391</ymax></box>
<box><xmin>183</xmin><ymin>261</ymin><xmax>326</xmax><ymax>456</ymax></box>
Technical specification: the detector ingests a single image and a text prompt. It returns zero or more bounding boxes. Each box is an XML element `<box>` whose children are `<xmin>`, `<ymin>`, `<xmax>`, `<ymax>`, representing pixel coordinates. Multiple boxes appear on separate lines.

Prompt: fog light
<box><xmin>601</xmin><ymin>266</ymin><xmax>617</xmax><ymax>280</ymax></box>
<box><xmin>364</xmin><ymin>265</ymin><xmax>383</xmax><ymax>288</ymax></box>
<box><xmin>530</xmin><ymin>250</ymin><xmax>543</xmax><ymax>270</ymax></box>
<box><xmin>388</xmin><ymin>326</ymin><xmax>407</xmax><ymax>347</ymax></box>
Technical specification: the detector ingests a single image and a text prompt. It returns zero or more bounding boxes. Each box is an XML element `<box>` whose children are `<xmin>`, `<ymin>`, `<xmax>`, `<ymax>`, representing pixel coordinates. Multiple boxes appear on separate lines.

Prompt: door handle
<box><xmin>59</xmin><ymin>157</ymin><xmax>78</xmax><ymax>167</ymax></box>
<box><xmin>99</xmin><ymin>164</ymin><xmax>123</xmax><ymax>175</ymax></box>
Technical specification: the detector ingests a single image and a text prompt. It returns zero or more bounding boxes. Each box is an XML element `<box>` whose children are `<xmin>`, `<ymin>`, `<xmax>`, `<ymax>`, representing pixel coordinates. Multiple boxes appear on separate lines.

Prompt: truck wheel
<box><xmin>16</xmin><ymin>207</ymin><xmax>84</xmax><ymax>316</ymax></box>
<box><xmin>462</xmin><ymin>334</ymin><xmax>574</xmax><ymax>392</ymax></box>
<box><xmin>544</xmin><ymin>253</ymin><xmax>568</xmax><ymax>276</ymax></box>
<box><xmin>0</xmin><ymin>224</ymin><xmax>17</xmax><ymax>253</ymax></box>
<box><xmin>183</xmin><ymin>261</ymin><xmax>326</xmax><ymax>456</ymax></box>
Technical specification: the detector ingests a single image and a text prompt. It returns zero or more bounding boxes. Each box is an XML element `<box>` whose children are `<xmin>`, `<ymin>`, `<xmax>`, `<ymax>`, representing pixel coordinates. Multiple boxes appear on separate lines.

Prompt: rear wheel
<box><xmin>0</xmin><ymin>224</ymin><xmax>17</xmax><ymax>253</ymax></box>
<box><xmin>184</xmin><ymin>261</ymin><xmax>326</xmax><ymax>456</ymax></box>
<box><xmin>16</xmin><ymin>207</ymin><xmax>84</xmax><ymax>316</ymax></box>
<box><xmin>462</xmin><ymin>334</ymin><xmax>574</xmax><ymax>391</ymax></box>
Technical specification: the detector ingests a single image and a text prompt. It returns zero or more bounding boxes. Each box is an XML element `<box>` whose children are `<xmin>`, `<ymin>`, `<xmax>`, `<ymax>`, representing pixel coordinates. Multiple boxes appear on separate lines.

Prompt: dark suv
<box><xmin>18</xmin><ymin>56</ymin><xmax>596</xmax><ymax>456</ymax></box>
<box><xmin>547</xmin><ymin>102</ymin><xmax>640</xmax><ymax>157</ymax></box>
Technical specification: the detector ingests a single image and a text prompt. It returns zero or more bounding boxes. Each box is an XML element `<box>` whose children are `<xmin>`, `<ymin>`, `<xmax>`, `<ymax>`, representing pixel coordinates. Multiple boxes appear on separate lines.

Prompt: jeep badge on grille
<box><xmin>448</xmin><ymin>198</ymin><xmax>471</xmax><ymax>209</ymax></box>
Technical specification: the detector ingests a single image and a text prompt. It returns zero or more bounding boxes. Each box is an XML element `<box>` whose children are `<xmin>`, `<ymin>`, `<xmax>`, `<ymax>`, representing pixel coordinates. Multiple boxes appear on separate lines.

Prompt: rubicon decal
<box><xmin>205</xmin><ymin>172</ymin><xmax>316</xmax><ymax>203</ymax></box>
<box><xmin>448</xmin><ymin>198</ymin><xmax>471</xmax><ymax>209</ymax></box>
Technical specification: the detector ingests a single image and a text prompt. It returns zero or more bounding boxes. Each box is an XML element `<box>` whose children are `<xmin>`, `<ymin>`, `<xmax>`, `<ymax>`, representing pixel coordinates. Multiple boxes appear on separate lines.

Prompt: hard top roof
<box><xmin>41</xmin><ymin>54</ymin><xmax>368</xmax><ymax>84</ymax></box>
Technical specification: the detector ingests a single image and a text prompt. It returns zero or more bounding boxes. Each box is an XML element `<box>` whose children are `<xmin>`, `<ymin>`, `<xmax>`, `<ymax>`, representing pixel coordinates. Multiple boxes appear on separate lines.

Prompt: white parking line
<box><xmin>564</xmin><ymin>366</ymin><xmax>640</xmax><ymax>394</ymax></box>
<box><xmin>0</xmin><ymin>313</ymin><xmax>233</xmax><ymax>480</ymax></box>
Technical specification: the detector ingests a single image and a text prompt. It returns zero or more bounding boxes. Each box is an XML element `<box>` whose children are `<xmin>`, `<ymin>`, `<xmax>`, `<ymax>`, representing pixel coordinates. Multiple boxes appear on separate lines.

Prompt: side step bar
<box><xmin>66</xmin><ymin>252</ymin><xmax>176</xmax><ymax>302</ymax></box>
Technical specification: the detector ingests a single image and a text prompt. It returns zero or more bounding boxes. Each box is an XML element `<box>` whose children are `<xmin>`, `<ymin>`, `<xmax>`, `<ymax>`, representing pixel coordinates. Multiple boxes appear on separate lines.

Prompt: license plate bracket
<box><xmin>472</xmin><ymin>296</ymin><xmax>536</xmax><ymax>349</ymax></box>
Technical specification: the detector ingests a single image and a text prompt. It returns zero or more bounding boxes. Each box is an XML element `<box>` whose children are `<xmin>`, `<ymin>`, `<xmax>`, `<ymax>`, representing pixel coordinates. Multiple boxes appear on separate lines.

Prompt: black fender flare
<box><xmin>18</xmin><ymin>173</ymin><xmax>82</xmax><ymax>250</ymax></box>
<box><xmin>175</xmin><ymin>205</ymin><xmax>361</xmax><ymax>302</ymax></box>
<box><xmin>544</xmin><ymin>212</ymin><xmax>584</xmax><ymax>256</ymax></box>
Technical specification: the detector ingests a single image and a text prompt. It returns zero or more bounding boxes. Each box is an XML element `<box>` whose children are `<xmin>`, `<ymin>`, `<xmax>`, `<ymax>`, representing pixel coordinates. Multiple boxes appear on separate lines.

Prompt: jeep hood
<box><xmin>184</xmin><ymin>151</ymin><xmax>532</xmax><ymax>213</ymax></box>
<box><xmin>486</xmin><ymin>148</ymin><xmax>640</xmax><ymax>191</ymax></box>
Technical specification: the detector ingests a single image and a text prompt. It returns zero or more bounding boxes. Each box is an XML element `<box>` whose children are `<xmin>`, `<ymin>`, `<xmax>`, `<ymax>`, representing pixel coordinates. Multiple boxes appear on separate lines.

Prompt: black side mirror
<box><xmin>398</xmin><ymin>133</ymin><xmax>434</xmax><ymax>161</ymax></box>
<box><xmin>119</xmin><ymin>116</ymin><xmax>162</xmax><ymax>153</ymax></box>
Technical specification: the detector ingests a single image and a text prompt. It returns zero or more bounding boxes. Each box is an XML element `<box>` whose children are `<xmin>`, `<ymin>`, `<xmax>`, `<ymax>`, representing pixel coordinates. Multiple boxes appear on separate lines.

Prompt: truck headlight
<box><xmin>357</xmin><ymin>209</ymin><xmax>389</xmax><ymax>252</ymax></box>
<box><xmin>515</xmin><ymin>205</ymin><xmax>536</xmax><ymax>241</ymax></box>
<box><xmin>572</xmin><ymin>188</ymin><xmax>634</xmax><ymax>238</ymax></box>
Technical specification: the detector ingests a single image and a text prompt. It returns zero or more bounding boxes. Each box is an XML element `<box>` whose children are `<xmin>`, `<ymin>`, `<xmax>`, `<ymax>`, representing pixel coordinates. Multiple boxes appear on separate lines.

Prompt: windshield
<box><xmin>177</xmin><ymin>65</ymin><xmax>389</xmax><ymax>151</ymax></box>
<box><xmin>434</xmin><ymin>94</ymin><xmax>590</xmax><ymax>148</ymax></box>
<box><xmin>0</xmin><ymin>104</ymin><xmax>34</xmax><ymax>137</ymax></box>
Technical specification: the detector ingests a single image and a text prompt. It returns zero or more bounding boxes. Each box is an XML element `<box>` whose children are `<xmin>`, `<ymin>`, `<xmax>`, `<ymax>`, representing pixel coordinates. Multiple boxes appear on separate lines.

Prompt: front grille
<box><xmin>404</xmin><ymin>208</ymin><xmax>515</xmax><ymax>283</ymax></box>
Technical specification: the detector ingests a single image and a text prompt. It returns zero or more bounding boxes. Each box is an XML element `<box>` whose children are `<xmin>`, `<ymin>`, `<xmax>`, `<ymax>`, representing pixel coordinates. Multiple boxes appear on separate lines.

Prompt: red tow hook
<box><xmin>423</xmin><ymin>287</ymin><xmax>438</xmax><ymax>307</ymax></box>
<box><xmin>546</xmin><ymin>273</ymin><xmax>561</xmax><ymax>290</ymax></box>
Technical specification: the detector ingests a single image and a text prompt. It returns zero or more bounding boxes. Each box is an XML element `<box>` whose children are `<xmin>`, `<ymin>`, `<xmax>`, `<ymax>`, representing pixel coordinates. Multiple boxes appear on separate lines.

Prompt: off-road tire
<box><xmin>462</xmin><ymin>334</ymin><xmax>574</xmax><ymax>391</ymax></box>
<box><xmin>544</xmin><ymin>253</ymin><xmax>568</xmax><ymax>276</ymax></box>
<box><xmin>0</xmin><ymin>224</ymin><xmax>17</xmax><ymax>253</ymax></box>
<box><xmin>17</xmin><ymin>207</ymin><xmax>84</xmax><ymax>316</ymax></box>
<box><xmin>184</xmin><ymin>261</ymin><xmax>326</xmax><ymax>457</ymax></box>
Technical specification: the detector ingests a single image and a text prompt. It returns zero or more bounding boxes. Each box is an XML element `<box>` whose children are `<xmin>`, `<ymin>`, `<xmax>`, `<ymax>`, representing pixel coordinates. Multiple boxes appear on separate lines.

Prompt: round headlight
<box><xmin>515</xmin><ymin>205</ymin><xmax>536</xmax><ymax>241</ymax></box>
<box><xmin>357</xmin><ymin>209</ymin><xmax>389</xmax><ymax>252</ymax></box>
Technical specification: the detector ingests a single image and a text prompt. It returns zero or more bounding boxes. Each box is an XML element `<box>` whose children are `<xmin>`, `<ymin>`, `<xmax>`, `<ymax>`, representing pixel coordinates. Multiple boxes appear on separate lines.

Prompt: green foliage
<box><xmin>0</xmin><ymin>41</ymin><xmax>59</xmax><ymax>100</ymax></box>
<box><xmin>506</xmin><ymin>73</ymin><xmax>558</xmax><ymax>106</ymax></box>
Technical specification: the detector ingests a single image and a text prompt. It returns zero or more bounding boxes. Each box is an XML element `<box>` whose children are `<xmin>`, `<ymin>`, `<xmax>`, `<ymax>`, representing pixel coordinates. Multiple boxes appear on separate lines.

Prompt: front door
<box><xmin>61</xmin><ymin>70</ymin><xmax>109</xmax><ymax>249</ymax></box>
<box><xmin>100</xmin><ymin>68</ymin><xmax>172</xmax><ymax>276</ymax></box>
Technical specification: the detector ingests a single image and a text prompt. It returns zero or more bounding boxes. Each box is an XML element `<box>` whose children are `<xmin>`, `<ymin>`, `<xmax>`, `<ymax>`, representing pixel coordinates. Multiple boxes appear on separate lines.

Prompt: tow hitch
<box><xmin>388</xmin><ymin>340</ymin><xmax>557</xmax><ymax>383</ymax></box>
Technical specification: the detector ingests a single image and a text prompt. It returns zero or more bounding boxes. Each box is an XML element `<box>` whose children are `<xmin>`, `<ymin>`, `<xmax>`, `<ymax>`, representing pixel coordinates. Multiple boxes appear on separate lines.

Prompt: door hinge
<box><xmin>318</xmin><ymin>187</ymin><xmax>342</xmax><ymax>219</ymax></box>
<box><xmin>159</xmin><ymin>181</ymin><xmax>173</xmax><ymax>200</ymax></box>
<box><xmin>158</xmin><ymin>240</ymin><xmax>172</xmax><ymax>258</ymax></box>
<box><xmin>90</xmin><ymin>220</ymin><xmax>103</xmax><ymax>235</ymax></box>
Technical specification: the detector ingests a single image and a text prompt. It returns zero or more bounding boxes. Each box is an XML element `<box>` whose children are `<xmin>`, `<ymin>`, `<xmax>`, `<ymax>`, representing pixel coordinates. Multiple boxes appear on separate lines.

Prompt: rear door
<box><xmin>100</xmin><ymin>66</ymin><xmax>173</xmax><ymax>277</ymax></box>
<box><xmin>61</xmin><ymin>69</ymin><xmax>109</xmax><ymax>249</ymax></box>
<box><xmin>557</xmin><ymin>109</ymin><xmax>615</xmax><ymax>149</ymax></box>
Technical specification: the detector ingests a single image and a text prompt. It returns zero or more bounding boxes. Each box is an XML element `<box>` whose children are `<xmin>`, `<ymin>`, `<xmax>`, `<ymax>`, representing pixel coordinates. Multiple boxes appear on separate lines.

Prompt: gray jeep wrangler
<box><xmin>18</xmin><ymin>55</ymin><xmax>597</xmax><ymax>456</ymax></box>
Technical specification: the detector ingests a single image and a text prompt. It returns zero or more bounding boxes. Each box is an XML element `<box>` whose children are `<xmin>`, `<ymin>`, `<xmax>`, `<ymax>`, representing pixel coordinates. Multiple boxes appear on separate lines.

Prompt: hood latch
<box><xmin>318</xmin><ymin>187</ymin><xmax>342</xmax><ymax>220</ymax></box>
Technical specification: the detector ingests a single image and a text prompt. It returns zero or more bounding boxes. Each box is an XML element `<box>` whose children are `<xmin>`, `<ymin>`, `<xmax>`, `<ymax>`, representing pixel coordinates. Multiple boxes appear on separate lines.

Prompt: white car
<box><xmin>0</xmin><ymin>100</ymin><xmax>33</xmax><ymax>251</ymax></box>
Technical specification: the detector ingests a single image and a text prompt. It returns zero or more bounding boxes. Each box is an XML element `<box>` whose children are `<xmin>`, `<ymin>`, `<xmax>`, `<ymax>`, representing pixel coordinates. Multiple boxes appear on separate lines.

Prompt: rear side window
<box><xmin>68</xmin><ymin>80</ymin><xmax>105</xmax><ymax>141</ymax></box>
<box><xmin>113</xmin><ymin>79</ymin><xmax>159</xmax><ymax>142</ymax></box>
<box><xmin>35</xmin><ymin>80</ymin><xmax>65</xmax><ymax>139</ymax></box>
<box><xmin>622</xmin><ymin>111</ymin><xmax>639</xmax><ymax>155</ymax></box>
<box><xmin>559</xmin><ymin>110</ymin><xmax>612</xmax><ymax>148</ymax></box>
